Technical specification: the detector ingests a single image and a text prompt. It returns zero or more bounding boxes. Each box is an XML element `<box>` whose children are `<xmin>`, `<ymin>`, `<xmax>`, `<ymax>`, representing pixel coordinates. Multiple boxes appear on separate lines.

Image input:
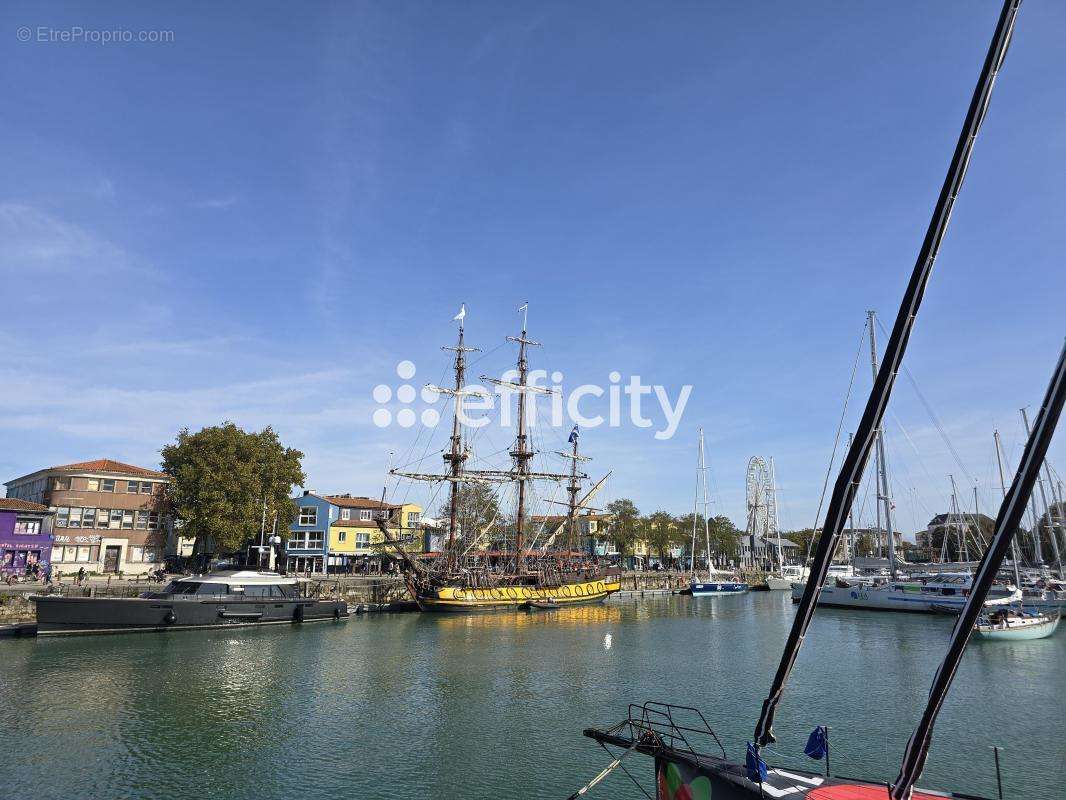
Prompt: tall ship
<box><xmin>380</xmin><ymin>304</ymin><xmax>620</xmax><ymax>611</ymax></box>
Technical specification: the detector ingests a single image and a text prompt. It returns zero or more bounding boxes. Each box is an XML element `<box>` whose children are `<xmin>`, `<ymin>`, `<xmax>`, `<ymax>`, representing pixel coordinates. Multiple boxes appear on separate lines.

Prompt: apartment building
<box><xmin>4</xmin><ymin>459</ymin><xmax>170</xmax><ymax>576</ymax></box>
<box><xmin>286</xmin><ymin>491</ymin><xmax>422</xmax><ymax>573</ymax></box>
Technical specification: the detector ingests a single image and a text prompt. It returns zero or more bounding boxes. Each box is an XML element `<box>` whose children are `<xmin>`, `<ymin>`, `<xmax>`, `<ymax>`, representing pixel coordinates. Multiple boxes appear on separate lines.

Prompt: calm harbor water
<box><xmin>1</xmin><ymin>592</ymin><xmax>1062</xmax><ymax>800</ymax></box>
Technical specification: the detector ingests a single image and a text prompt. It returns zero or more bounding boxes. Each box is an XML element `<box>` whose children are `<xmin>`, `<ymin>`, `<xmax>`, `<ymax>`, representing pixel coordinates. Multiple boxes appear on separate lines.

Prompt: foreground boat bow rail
<box><xmin>582</xmin><ymin>702</ymin><xmax>993</xmax><ymax>800</ymax></box>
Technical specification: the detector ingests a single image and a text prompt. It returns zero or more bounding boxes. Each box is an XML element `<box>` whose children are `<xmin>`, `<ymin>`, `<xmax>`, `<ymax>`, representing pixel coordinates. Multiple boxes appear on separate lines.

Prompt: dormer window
<box><xmin>359</xmin><ymin>510</ymin><xmax>372</xmax><ymax>521</ymax></box>
<box><xmin>341</xmin><ymin>508</ymin><xmax>350</xmax><ymax>520</ymax></box>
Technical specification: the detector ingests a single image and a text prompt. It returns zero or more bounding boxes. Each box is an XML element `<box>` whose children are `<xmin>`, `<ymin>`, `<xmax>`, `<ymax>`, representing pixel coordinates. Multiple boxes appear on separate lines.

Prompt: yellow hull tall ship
<box><xmin>417</xmin><ymin>577</ymin><xmax>621</xmax><ymax>612</ymax></box>
<box><xmin>385</xmin><ymin>303</ymin><xmax>621</xmax><ymax>614</ymax></box>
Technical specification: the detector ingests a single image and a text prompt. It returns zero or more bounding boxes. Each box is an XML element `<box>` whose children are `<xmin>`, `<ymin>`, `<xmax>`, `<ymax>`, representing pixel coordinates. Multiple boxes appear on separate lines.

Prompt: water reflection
<box><xmin>1</xmin><ymin>595</ymin><xmax>1062</xmax><ymax>800</ymax></box>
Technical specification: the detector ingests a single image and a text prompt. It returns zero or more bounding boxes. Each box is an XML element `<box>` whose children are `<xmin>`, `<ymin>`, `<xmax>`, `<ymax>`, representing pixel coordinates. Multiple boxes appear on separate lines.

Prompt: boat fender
<box><xmin>294</xmin><ymin>604</ymin><xmax>305</xmax><ymax>623</ymax></box>
<box><xmin>164</xmin><ymin>611</ymin><xmax>176</xmax><ymax>625</ymax></box>
<box><xmin>333</xmin><ymin>607</ymin><xmax>341</xmax><ymax>620</ymax></box>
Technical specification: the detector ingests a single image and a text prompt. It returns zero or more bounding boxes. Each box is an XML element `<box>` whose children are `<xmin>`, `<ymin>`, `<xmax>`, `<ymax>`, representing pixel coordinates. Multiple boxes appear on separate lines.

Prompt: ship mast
<box><xmin>441</xmin><ymin>314</ymin><xmax>478</xmax><ymax>568</ymax></box>
<box><xmin>479</xmin><ymin>303</ymin><xmax>568</xmax><ymax>575</ymax></box>
<box><xmin>559</xmin><ymin>425</ymin><xmax>591</xmax><ymax>556</ymax></box>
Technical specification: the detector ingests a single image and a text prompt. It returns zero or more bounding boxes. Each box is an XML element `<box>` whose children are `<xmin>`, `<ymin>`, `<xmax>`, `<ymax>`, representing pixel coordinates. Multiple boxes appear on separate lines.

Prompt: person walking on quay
<box><xmin>43</xmin><ymin>563</ymin><xmax>52</xmax><ymax>585</ymax></box>
<box><xmin>77</xmin><ymin>567</ymin><xmax>86</xmax><ymax>586</ymax></box>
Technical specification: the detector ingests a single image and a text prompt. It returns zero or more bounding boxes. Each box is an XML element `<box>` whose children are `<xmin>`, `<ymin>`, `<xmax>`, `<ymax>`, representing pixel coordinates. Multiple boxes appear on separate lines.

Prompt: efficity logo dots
<box><xmin>372</xmin><ymin>360</ymin><xmax>441</xmax><ymax>429</ymax></box>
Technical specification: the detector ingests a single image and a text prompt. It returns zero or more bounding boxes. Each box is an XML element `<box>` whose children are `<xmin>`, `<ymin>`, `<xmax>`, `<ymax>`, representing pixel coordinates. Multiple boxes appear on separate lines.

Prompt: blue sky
<box><xmin>2</xmin><ymin>1</ymin><xmax>1064</xmax><ymax>536</ymax></box>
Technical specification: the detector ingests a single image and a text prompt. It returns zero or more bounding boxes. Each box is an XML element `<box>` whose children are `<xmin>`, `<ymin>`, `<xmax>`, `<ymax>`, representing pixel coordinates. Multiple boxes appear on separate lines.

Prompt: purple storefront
<box><xmin>0</xmin><ymin>498</ymin><xmax>55</xmax><ymax>577</ymax></box>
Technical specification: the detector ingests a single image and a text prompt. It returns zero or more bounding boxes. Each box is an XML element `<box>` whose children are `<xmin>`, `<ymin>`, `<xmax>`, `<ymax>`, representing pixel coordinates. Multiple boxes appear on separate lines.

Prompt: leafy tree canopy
<box><xmin>161</xmin><ymin>422</ymin><xmax>305</xmax><ymax>554</ymax></box>
<box><xmin>605</xmin><ymin>498</ymin><xmax>640</xmax><ymax>558</ymax></box>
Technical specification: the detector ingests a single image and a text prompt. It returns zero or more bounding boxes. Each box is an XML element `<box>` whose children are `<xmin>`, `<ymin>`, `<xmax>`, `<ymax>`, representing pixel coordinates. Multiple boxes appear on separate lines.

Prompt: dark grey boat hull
<box><xmin>31</xmin><ymin>595</ymin><xmax>348</xmax><ymax>636</ymax></box>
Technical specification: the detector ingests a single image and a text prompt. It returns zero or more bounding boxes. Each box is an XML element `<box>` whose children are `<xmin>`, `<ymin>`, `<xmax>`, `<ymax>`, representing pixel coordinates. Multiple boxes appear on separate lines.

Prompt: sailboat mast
<box><xmin>993</xmin><ymin>429</ymin><xmax>1022</xmax><ymax>588</ymax></box>
<box><xmin>698</xmin><ymin>428</ymin><xmax>713</xmax><ymax>579</ymax></box>
<box><xmin>1018</xmin><ymin>408</ymin><xmax>1047</xmax><ymax>567</ymax></box>
<box><xmin>1021</xmin><ymin>406</ymin><xmax>1063</xmax><ymax>578</ymax></box>
<box><xmin>769</xmin><ymin>456</ymin><xmax>781</xmax><ymax>576</ymax></box>
<box><xmin>868</xmin><ymin>311</ymin><xmax>898</xmax><ymax>578</ymax></box>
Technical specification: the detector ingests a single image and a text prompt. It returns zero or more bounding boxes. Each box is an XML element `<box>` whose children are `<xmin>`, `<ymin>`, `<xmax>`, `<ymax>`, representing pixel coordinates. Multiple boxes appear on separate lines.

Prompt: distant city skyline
<box><xmin>2</xmin><ymin>1</ymin><xmax>1064</xmax><ymax>535</ymax></box>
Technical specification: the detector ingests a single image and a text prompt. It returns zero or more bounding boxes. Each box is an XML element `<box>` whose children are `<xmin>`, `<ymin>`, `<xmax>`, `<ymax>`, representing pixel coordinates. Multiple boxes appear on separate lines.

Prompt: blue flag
<box><xmin>745</xmin><ymin>742</ymin><xmax>768</xmax><ymax>783</ymax></box>
<box><xmin>804</xmin><ymin>726</ymin><xmax>828</xmax><ymax>760</ymax></box>
<box><xmin>568</xmin><ymin>425</ymin><xmax>579</xmax><ymax>444</ymax></box>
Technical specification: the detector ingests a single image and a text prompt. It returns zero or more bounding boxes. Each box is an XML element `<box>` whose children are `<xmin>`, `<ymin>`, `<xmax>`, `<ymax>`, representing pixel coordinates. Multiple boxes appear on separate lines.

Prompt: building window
<box><xmin>147</xmin><ymin>512</ymin><xmax>160</xmax><ymax>530</ymax></box>
<box><xmin>121</xmin><ymin>511</ymin><xmax>134</xmax><ymax>529</ymax></box>
<box><xmin>306</xmin><ymin>531</ymin><xmax>324</xmax><ymax>549</ymax></box>
<box><xmin>86</xmin><ymin>478</ymin><xmax>100</xmax><ymax>491</ymax></box>
<box><xmin>109</xmin><ymin>509</ymin><xmax>123</xmax><ymax>529</ymax></box>
<box><xmin>56</xmin><ymin>507</ymin><xmax>70</xmax><ymax>527</ymax></box>
<box><xmin>130</xmin><ymin>546</ymin><xmax>144</xmax><ymax>562</ymax></box>
<box><xmin>406</xmin><ymin>511</ymin><xmax>420</xmax><ymax>526</ymax></box>
<box><xmin>14</xmin><ymin>518</ymin><xmax>41</xmax><ymax>535</ymax></box>
<box><xmin>135</xmin><ymin>511</ymin><xmax>149</xmax><ymax>530</ymax></box>
<box><xmin>359</xmin><ymin>509</ymin><xmax>372</xmax><ymax>521</ymax></box>
<box><xmin>53</xmin><ymin>477</ymin><xmax>71</xmax><ymax>491</ymax></box>
<box><xmin>83</xmin><ymin>508</ymin><xmax>98</xmax><ymax>529</ymax></box>
<box><xmin>338</xmin><ymin>531</ymin><xmax>347</xmax><ymax>542</ymax></box>
<box><xmin>299</xmin><ymin>507</ymin><xmax>317</xmax><ymax>526</ymax></box>
<box><xmin>68</xmin><ymin>508</ymin><xmax>83</xmax><ymax>528</ymax></box>
<box><xmin>96</xmin><ymin>509</ymin><xmax>109</xmax><ymax>528</ymax></box>
<box><xmin>126</xmin><ymin>481</ymin><xmax>140</xmax><ymax>494</ymax></box>
<box><xmin>144</xmin><ymin>547</ymin><xmax>160</xmax><ymax>562</ymax></box>
<box><xmin>140</xmin><ymin>482</ymin><xmax>153</xmax><ymax>495</ymax></box>
<box><xmin>76</xmin><ymin>546</ymin><xmax>92</xmax><ymax>562</ymax></box>
<box><xmin>51</xmin><ymin>546</ymin><xmax>64</xmax><ymax>563</ymax></box>
<box><xmin>101</xmin><ymin>479</ymin><xmax>116</xmax><ymax>492</ymax></box>
<box><xmin>355</xmin><ymin>532</ymin><xmax>370</xmax><ymax>549</ymax></box>
<box><xmin>341</xmin><ymin>508</ymin><xmax>350</xmax><ymax>520</ymax></box>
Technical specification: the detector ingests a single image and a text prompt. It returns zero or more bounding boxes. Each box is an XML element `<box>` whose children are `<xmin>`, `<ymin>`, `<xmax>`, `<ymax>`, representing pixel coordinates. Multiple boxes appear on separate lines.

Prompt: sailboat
<box><xmin>574</xmin><ymin>4</ymin><xmax>1053</xmax><ymax>799</ymax></box>
<box><xmin>381</xmin><ymin>304</ymin><xmax>620</xmax><ymax>612</ymax></box>
<box><xmin>688</xmin><ymin>429</ymin><xmax>748</xmax><ymax>596</ymax></box>
<box><xmin>763</xmin><ymin>458</ymin><xmax>808</xmax><ymax>590</ymax></box>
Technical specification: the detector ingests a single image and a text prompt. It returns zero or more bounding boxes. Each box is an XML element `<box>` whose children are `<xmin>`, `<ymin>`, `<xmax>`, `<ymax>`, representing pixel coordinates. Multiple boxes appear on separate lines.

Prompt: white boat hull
<box><xmin>792</xmin><ymin>582</ymin><xmax>1016</xmax><ymax>613</ymax></box>
<box><xmin>975</xmin><ymin>613</ymin><xmax>1059</xmax><ymax>640</ymax></box>
<box><xmin>765</xmin><ymin>575</ymin><xmax>797</xmax><ymax>591</ymax></box>
<box><xmin>690</xmin><ymin>581</ymin><xmax>748</xmax><ymax>596</ymax></box>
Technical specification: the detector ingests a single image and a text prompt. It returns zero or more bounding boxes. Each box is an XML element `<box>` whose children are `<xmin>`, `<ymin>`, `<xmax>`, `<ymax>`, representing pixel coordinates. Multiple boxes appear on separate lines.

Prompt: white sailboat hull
<box><xmin>792</xmin><ymin>581</ymin><xmax>1017</xmax><ymax>613</ymax></box>
<box><xmin>975</xmin><ymin>613</ymin><xmax>1059</xmax><ymax>640</ymax></box>
<box><xmin>765</xmin><ymin>575</ymin><xmax>798</xmax><ymax>591</ymax></box>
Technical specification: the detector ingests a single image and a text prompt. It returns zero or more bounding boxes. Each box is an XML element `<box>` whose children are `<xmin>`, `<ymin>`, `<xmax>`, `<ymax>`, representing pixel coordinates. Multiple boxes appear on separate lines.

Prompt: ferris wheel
<box><xmin>746</xmin><ymin>456</ymin><xmax>778</xmax><ymax>539</ymax></box>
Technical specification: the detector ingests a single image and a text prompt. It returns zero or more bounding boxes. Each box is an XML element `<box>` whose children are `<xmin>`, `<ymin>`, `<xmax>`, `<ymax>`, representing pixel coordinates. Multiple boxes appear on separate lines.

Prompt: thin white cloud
<box><xmin>192</xmin><ymin>195</ymin><xmax>239</xmax><ymax>210</ymax></box>
<box><xmin>0</xmin><ymin>203</ymin><xmax>149</xmax><ymax>276</ymax></box>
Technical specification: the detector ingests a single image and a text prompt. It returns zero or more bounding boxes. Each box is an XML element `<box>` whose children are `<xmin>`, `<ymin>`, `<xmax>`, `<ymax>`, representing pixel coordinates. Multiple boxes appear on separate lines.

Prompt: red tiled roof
<box><xmin>51</xmin><ymin>459</ymin><xmax>167</xmax><ymax>478</ymax></box>
<box><xmin>321</xmin><ymin>495</ymin><xmax>399</xmax><ymax>510</ymax></box>
<box><xmin>330</xmin><ymin>517</ymin><xmax>390</xmax><ymax>527</ymax></box>
<box><xmin>0</xmin><ymin>498</ymin><xmax>51</xmax><ymax>513</ymax></box>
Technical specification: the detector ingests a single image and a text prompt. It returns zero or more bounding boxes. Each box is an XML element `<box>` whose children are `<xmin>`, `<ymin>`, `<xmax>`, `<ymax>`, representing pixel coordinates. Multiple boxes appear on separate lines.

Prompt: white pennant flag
<box><xmin>453</xmin><ymin>304</ymin><xmax>466</xmax><ymax>322</ymax></box>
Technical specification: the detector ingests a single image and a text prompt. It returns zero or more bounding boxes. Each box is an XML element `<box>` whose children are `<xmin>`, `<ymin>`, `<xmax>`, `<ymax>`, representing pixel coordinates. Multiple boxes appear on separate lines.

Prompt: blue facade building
<box><xmin>285</xmin><ymin>491</ymin><xmax>337</xmax><ymax>573</ymax></box>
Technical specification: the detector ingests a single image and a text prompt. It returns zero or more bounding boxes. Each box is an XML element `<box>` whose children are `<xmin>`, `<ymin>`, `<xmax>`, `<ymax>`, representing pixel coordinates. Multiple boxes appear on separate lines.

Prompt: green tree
<box><xmin>708</xmin><ymin>515</ymin><xmax>743</xmax><ymax>561</ymax></box>
<box><xmin>676</xmin><ymin>512</ymin><xmax>704</xmax><ymax>567</ymax></box>
<box><xmin>605</xmin><ymin>498</ymin><xmax>640</xmax><ymax>561</ymax></box>
<box><xmin>644</xmin><ymin>510</ymin><xmax>678</xmax><ymax>565</ymax></box>
<box><xmin>439</xmin><ymin>482</ymin><xmax>501</xmax><ymax>545</ymax></box>
<box><xmin>161</xmin><ymin>422</ymin><xmax>305</xmax><ymax>555</ymax></box>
